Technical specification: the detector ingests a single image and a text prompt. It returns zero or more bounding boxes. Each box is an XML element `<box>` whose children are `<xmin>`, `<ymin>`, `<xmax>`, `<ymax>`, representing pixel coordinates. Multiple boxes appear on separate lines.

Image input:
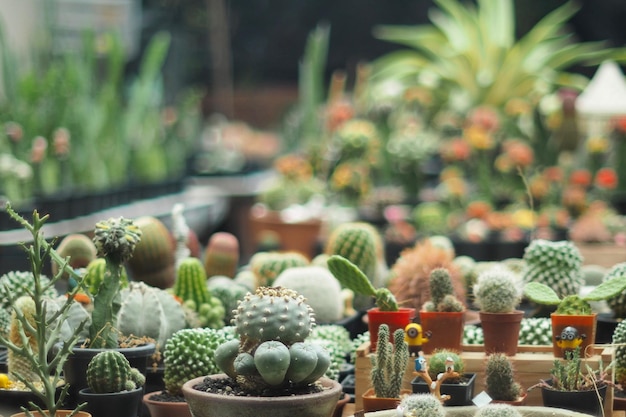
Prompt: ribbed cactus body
<box><xmin>324</xmin><ymin>222</ymin><xmax>380</xmax><ymax>280</ymax></box>
<box><xmin>204</xmin><ymin>232</ymin><xmax>240</xmax><ymax>278</ymax></box>
<box><xmin>117</xmin><ymin>281</ymin><xmax>187</xmax><ymax>349</ymax></box>
<box><xmin>52</xmin><ymin>233</ymin><xmax>98</xmax><ymax>278</ymax></box>
<box><xmin>522</xmin><ymin>240</ymin><xmax>583</xmax><ymax>299</ymax></box>
<box><xmin>370</xmin><ymin>324</ymin><xmax>409</xmax><ymax>398</ymax></box>
<box><xmin>604</xmin><ymin>263</ymin><xmax>626</xmax><ymax>318</ymax></box>
<box><xmin>174</xmin><ymin>257</ymin><xmax>211</xmax><ymax>306</ymax></box>
<box><xmin>84</xmin><ymin>258</ymin><xmax>129</xmax><ymax>297</ymax></box>
<box><xmin>484</xmin><ymin>353</ymin><xmax>521</xmax><ymax>401</ymax></box>
<box><xmin>613</xmin><ymin>320</ymin><xmax>626</xmax><ymax>386</ymax></box>
<box><xmin>207</xmin><ymin>276</ymin><xmax>249</xmax><ymax>323</ymax></box>
<box><xmin>126</xmin><ymin>216</ymin><xmax>176</xmax><ymax>289</ymax></box>
<box><xmin>86</xmin><ymin>350</ymin><xmax>145</xmax><ymax>393</ymax></box>
<box><xmin>250</xmin><ymin>251</ymin><xmax>309</xmax><ymax>287</ymax></box>
<box><xmin>0</xmin><ymin>271</ymin><xmax>57</xmax><ymax>310</ymax></box>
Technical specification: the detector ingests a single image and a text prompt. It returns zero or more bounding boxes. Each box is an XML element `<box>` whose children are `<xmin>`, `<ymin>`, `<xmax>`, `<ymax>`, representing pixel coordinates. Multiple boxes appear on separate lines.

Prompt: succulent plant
<box><xmin>613</xmin><ymin>320</ymin><xmax>626</xmax><ymax>387</ymax></box>
<box><xmin>203</xmin><ymin>232</ymin><xmax>240</xmax><ymax>279</ymax></box>
<box><xmin>370</xmin><ymin>323</ymin><xmax>409</xmax><ymax>398</ymax></box>
<box><xmin>116</xmin><ymin>281</ymin><xmax>187</xmax><ymax>350</ymax></box>
<box><xmin>327</xmin><ymin>255</ymin><xmax>398</xmax><ymax>311</ymax></box>
<box><xmin>249</xmin><ymin>251</ymin><xmax>310</xmax><ymax>287</ymax></box>
<box><xmin>518</xmin><ymin>317</ymin><xmax>552</xmax><ymax>345</ymax></box>
<box><xmin>473</xmin><ymin>404</ymin><xmax>522</xmax><ymax>417</ymax></box>
<box><xmin>163</xmin><ymin>327</ymin><xmax>233</xmax><ymax>396</ymax></box>
<box><xmin>0</xmin><ymin>307</ymin><xmax>10</xmax><ymax>340</ymax></box>
<box><xmin>324</xmin><ymin>222</ymin><xmax>381</xmax><ymax>282</ymax></box>
<box><xmin>214</xmin><ymin>286</ymin><xmax>330</xmax><ymax>392</ymax></box>
<box><xmin>86</xmin><ymin>350</ymin><xmax>145</xmax><ymax>393</ymax></box>
<box><xmin>427</xmin><ymin>349</ymin><xmax>464</xmax><ymax>381</ymax></box>
<box><xmin>473</xmin><ymin>265</ymin><xmax>523</xmax><ymax>313</ymax></box>
<box><xmin>207</xmin><ymin>275</ymin><xmax>249</xmax><ymax>324</ymax></box>
<box><xmin>0</xmin><ymin>271</ymin><xmax>57</xmax><ymax>310</ymax></box>
<box><xmin>51</xmin><ymin>233</ymin><xmax>98</xmax><ymax>279</ymax></box>
<box><xmin>603</xmin><ymin>262</ymin><xmax>626</xmax><ymax>318</ymax></box>
<box><xmin>463</xmin><ymin>324</ymin><xmax>484</xmax><ymax>345</ymax></box>
<box><xmin>273</xmin><ymin>265</ymin><xmax>344</xmax><ymax>323</ymax></box>
<box><xmin>484</xmin><ymin>353</ymin><xmax>522</xmax><ymax>401</ymax></box>
<box><xmin>423</xmin><ymin>268</ymin><xmax>465</xmax><ymax>312</ymax></box>
<box><xmin>522</xmin><ymin>239</ymin><xmax>584</xmax><ymax>300</ymax></box>
<box><xmin>399</xmin><ymin>393</ymin><xmax>446</xmax><ymax>417</ymax></box>
<box><xmin>83</xmin><ymin>257</ymin><xmax>129</xmax><ymax>297</ymax></box>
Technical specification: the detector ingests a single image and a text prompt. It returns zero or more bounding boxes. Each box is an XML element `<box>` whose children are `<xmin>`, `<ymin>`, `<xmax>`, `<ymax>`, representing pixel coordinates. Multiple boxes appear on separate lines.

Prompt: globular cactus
<box><xmin>399</xmin><ymin>393</ymin><xmax>446</xmax><ymax>417</ymax></box>
<box><xmin>163</xmin><ymin>327</ymin><xmax>233</xmax><ymax>395</ymax></box>
<box><xmin>324</xmin><ymin>222</ymin><xmax>381</xmax><ymax>282</ymax></box>
<box><xmin>249</xmin><ymin>251</ymin><xmax>309</xmax><ymax>287</ymax></box>
<box><xmin>207</xmin><ymin>275</ymin><xmax>249</xmax><ymax>324</ymax></box>
<box><xmin>0</xmin><ymin>271</ymin><xmax>57</xmax><ymax>310</ymax></box>
<box><xmin>214</xmin><ymin>286</ymin><xmax>330</xmax><ymax>391</ymax></box>
<box><xmin>473</xmin><ymin>265</ymin><xmax>523</xmax><ymax>313</ymax></box>
<box><xmin>83</xmin><ymin>258</ymin><xmax>129</xmax><ymax>297</ymax></box>
<box><xmin>603</xmin><ymin>262</ymin><xmax>626</xmax><ymax>318</ymax></box>
<box><xmin>204</xmin><ymin>232</ymin><xmax>240</xmax><ymax>279</ymax></box>
<box><xmin>86</xmin><ymin>350</ymin><xmax>146</xmax><ymax>393</ymax></box>
<box><xmin>518</xmin><ymin>317</ymin><xmax>552</xmax><ymax>345</ymax></box>
<box><xmin>370</xmin><ymin>324</ymin><xmax>409</xmax><ymax>398</ymax></box>
<box><xmin>423</xmin><ymin>268</ymin><xmax>465</xmax><ymax>312</ymax></box>
<box><xmin>522</xmin><ymin>240</ymin><xmax>584</xmax><ymax>300</ymax></box>
<box><xmin>273</xmin><ymin>266</ymin><xmax>343</xmax><ymax>323</ymax></box>
<box><xmin>427</xmin><ymin>349</ymin><xmax>464</xmax><ymax>381</ymax></box>
<box><xmin>51</xmin><ymin>233</ymin><xmax>98</xmax><ymax>279</ymax></box>
<box><xmin>308</xmin><ymin>325</ymin><xmax>352</xmax><ymax>380</ymax></box>
<box><xmin>473</xmin><ymin>404</ymin><xmax>523</xmax><ymax>417</ymax></box>
<box><xmin>126</xmin><ymin>216</ymin><xmax>176</xmax><ymax>289</ymax></box>
<box><xmin>116</xmin><ymin>281</ymin><xmax>187</xmax><ymax>350</ymax></box>
<box><xmin>484</xmin><ymin>353</ymin><xmax>522</xmax><ymax>401</ymax></box>
<box><xmin>173</xmin><ymin>257</ymin><xmax>225</xmax><ymax>329</ymax></box>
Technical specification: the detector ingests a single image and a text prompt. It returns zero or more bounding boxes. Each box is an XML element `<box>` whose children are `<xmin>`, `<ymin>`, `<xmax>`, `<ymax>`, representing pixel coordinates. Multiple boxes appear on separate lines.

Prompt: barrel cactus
<box><xmin>86</xmin><ymin>350</ymin><xmax>146</xmax><ymax>393</ymax></box>
<box><xmin>51</xmin><ymin>233</ymin><xmax>98</xmax><ymax>279</ymax></box>
<box><xmin>204</xmin><ymin>232</ymin><xmax>240</xmax><ymax>279</ymax></box>
<box><xmin>399</xmin><ymin>393</ymin><xmax>446</xmax><ymax>417</ymax></box>
<box><xmin>163</xmin><ymin>327</ymin><xmax>233</xmax><ymax>396</ymax></box>
<box><xmin>8</xmin><ymin>296</ymin><xmax>40</xmax><ymax>382</ymax></box>
<box><xmin>522</xmin><ymin>239</ymin><xmax>584</xmax><ymax>299</ymax></box>
<box><xmin>116</xmin><ymin>281</ymin><xmax>187</xmax><ymax>350</ymax></box>
<box><xmin>214</xmin><ymin>286</ymin><xmax>330</xmax><ymax>392</ymax></box>
<box><xmin>473</xmin><ymin>265</ymin><xmax>523</xmax><ymax>313</ymax></box>
<box><xmin>324</xmin><ymin>221</ymin><xmax>381</xmax><ymax>282</ymax></box>
<box><xmin>249</xmin><ymin>251</ymin><xmax>309</xmax><ymax>287</ymax></box>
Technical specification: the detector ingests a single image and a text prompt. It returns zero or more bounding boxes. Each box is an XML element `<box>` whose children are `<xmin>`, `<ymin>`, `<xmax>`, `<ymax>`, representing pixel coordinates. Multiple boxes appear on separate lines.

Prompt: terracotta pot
<box><xmin>78</xmin><ymin>387</ymin><xmax>144</xmax><ymax>417</ymax></box>
<box><xmin>418</xmin><ymin>310</ymin><xmax>465</xmax><ymax>354</ymax></box>
<box><xmin>361</xmin><ymin>388</ymin><xmax>411</xmax><ymax>413</ymax></box>
<box><xmin>332</xmin><ymin>393</ymin><xmax>351</xmax><ymax>417</ymax></box>
<box><xmin>143</xmin><ymin>391</ymin><xmax>192</xmax><ymax>417</ymax></box>
<box><xmin>367</xmin><ymin>307</ymin><xmax>415</xmax><ymax>352</ymax></box>
<box><xmin>550</xmin><ymin>313</ymin><xmax>597</xmax><ymax>358</ymax></box>
<box><xmin>480</xmin><ymin>310</ymin><xmax>524</xmax><ymax>356</ymax></box>
<box><xmin>182</xmin><ymin>374</ymin><xmax>342</xmax><ymax>417</ymax></box>
<box><xmin>491</xmin><ymin>392</ymin><xmax>528</xmax><ymax>406</ymax></box>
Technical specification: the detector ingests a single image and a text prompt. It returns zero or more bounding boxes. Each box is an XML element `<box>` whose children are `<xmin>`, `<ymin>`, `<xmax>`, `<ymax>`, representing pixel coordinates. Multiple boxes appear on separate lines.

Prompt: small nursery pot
<box><xmin>367</xmin><ymin>307</ymin><xmax>415</xmax><ymax>352</ymax></box>
<box><xmin>550</xmin><ymin>313</ymin><xmax>597</xmax><ymax>358</ymax></box>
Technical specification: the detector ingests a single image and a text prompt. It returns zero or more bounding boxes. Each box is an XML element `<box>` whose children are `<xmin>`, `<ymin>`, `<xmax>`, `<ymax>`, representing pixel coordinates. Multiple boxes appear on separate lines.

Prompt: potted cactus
<box><xmin>418</xmin><ymin>268</ymin><xmax>466</xmax><ymax>354</ymax></box>
<box><xmin>361</xmin><ymin>324</ymin><xmax>411</xmax><ymax>412</ymax></box>
<box><xmin>484</xmin><ymin>353</ymin><xmax>526</xmax><ymax>405</ymax></box>
<box><xmin>181</xmin><ymin>286</ymin><xmax>343</xmax><ymax>417</ymax></box>
<box><xmin>473</xmin><ymin>265</ymin><xmax>524</xmax><ymax>356</ymax></box>
<box><xmin>524</xmin><ymin>271</ymin><xmax>626</xmax><ymax>358</ymax></box>
<box><xmin>77</xmin><ymin>351</ymin><xmax>146</xmax><ymax>417</ymax></box>
<box><xmin>327</xmin><ymin>254</ymin><xmax>415</xmax><ymax>352</ymax></box>
<box><xmin>396</xmin><ymin>393</ymin><xmax>446</xmax><ymax>417</ymax></box>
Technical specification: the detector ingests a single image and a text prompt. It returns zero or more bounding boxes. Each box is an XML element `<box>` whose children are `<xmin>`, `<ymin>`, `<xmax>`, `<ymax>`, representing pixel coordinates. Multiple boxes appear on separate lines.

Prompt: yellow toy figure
<box><xmin>555</xmin><ymin>326</ymin><xmax>586</xmax><ymax>351</ymax></box>
<box><xmin>405</xmin><ymin>322</ymin><xmax>430</xmax><ymax>356</ymax></box>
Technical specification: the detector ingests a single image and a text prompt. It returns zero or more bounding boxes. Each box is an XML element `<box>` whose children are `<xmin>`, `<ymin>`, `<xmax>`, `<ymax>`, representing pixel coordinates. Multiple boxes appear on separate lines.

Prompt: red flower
<box><xmin>569</xmin><ymin>169</ymin><xmax>592</xmax><ymax>187</ymax></box>
<box><xmin>595</xmin><ymin>167</ymin><xmax>618</xmax><ymax>189</ymax></box>
<box><xmin>543</xmin><ymin>166</ymin><xmax>563</xmax><ymax>183</ymax></box>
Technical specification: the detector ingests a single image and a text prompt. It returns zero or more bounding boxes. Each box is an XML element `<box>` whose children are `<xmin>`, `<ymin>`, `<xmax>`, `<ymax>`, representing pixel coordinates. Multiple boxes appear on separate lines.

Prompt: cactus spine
<box><xmin>604</xmin><ymin>262</ymin><xmax>626</xmax><ymax>318</ymax></box>
<box><xmin>424</xmin><ymin>268</ymin><xmax>464</xmax><ymax>312</ymax></box>
<box><xmin>8</xmin><ymin>296</ymin><xmax>40</xmax><ymax>382</ymax></box>
<box><xmin>522</xmin><ymin>240</ymin><xmax>583</xmax><ymax>299</ymax></box>
<box><xmin>86</xmin><ymin>350</ymin><xmax>145</xmax><ymax>393</ymax></box>
<box><xmin>473</xmin><ymin>404</ymin><xmax>523</xmax><ymax>417</ymax></box>
<box><xmin>484</xmin><ymin>353</ymin><xmax>522</xmax><ymax>401</ymax></box>
<box><xmin>370</xmin><ymin>323</ymin><xmax>409</xmax><ymax>398</ymax></box>
<box><xmin>473</xmin><ymin>265</ymin><xmax>522</xmax><ymax>313</ymax></box>
<box><xmin>204</xmin><ymin>232</ymin><xmax>240</xmax><ymax>278</ymax></box>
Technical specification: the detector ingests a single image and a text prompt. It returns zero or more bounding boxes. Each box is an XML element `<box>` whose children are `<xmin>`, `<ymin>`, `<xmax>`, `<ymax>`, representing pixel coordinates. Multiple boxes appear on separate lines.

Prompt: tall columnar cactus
<box><xmin>370</xmin><ymin>323</ymin><xmax>409</xmax><ymax>398</ymax></box>
<box><xmin>423</xmin><ymin>268</ymin><xmax>465</xmax><ymax>312</ymax></box>
<box><xmin>473</xmin><ymin>265</ymin><xmax>522</xmax><ymax>313</ymax></box>
<box><xmin>613</xmin><ymin>320</ymin><xmax>626</xmax><ymax>387</ymax></box>
<box><xmin>249</xmin><ymin>251</ymin><xmax>309</xmax><ymax>287</ymax></box>
<box><xmin>522</xmin><ymin>239</ymin><xmax>584</xmax><ymax>299</ymax></box>
<box><xmin>603</xmin><ymin>262</ymin><xmax>626</xmax><ymax>318</ymax></box>
<box><xmin>126</xmin><ymin>216</ymin><xmax>176</xmax><ymax>289</ymax></box>
<box><xmin>399</xmin><ymin>393</ymin><xmax>446</xmax><ymax>417</ymax></box>
<box><xmin>324</xmin><ymin>222</ymin><xmax>381</xmax><ymax>281</ymax></box>
<box><xmin>484</xmin><ymin>353</ymin><xmax>522</xmax><ymax>401</ymax></box>
<box><xmin>473</xmin><ymin>404</ymin><xmax>523</xmax><ymax>417</ymax></box>
<box><xmin>214</xmin><ymin>287</ymin><xmax>330</xmax><ymax>392</ymax></box>
<box><xmin>327</xmin><ymin>255</ymin><xmax>398</xmax><ymax>311</ymax></box>
<box><xmin>51</xmin><ymin>233</ymin><xmax>98</xmax><ymax>279</ymax></box>
<box><xmin>116</xmin><ymin>281</ymin><xmax>187</xmax><ymax>349</ymax></box>
<box><xmin>163</xmin><ymin>327</ymin><xmax>233</xmax><ymax>395</ymax></box>
<box><xmin>204</xmin><ymin>232</ymin><xmax>240</xmax><ymax>279</ymax></box>
<box><xmin>84</xmin><ymin>258</ymin><xmax>129</xmax><ymax>297</ymax></box>
<box><xmin>89</xmin><ymin>216</ymin><xmax>142</xmax><ymax>349</ymax></box>
<box><xmin>174</xmin><ymin>257</ymin><xmax>225</xmax><ymax>329</ymax></box>
<box><xmin>86</xmin><ymin>350</ymin><xmax>146</xmax><ymax>393</ymax></box>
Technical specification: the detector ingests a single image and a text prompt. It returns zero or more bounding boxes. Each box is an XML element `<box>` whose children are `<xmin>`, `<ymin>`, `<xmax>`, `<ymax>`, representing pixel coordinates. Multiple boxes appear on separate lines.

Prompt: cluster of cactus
<box><xmin>473</xmin><ymin>404</ymin><xmax>522</xmax><ymax>417</ymax></box>
<box><xmin>163</xmin><ymin>327</ymin><xmax>233</xmax><ymax>395</ymax></box>
<box><xmin>0</xmin><ymin>308</ymin><xmax>10</xmax><ymax>340</ymax></box>
<box><xmin>603</xmin><ymin>262</ymin><xmax>626</xmax><ymax>318</ymax></box>
<box><xmin>613</xmin><ymin>320</ymin><xmax>626</xmax><ymax>387</ymax></box>
<box><xmin>273</xmin><ymin>265</ymin><xmax>344</xmax><ymax>323</ymax></box>
<box><xmin>249</xmin><ymin>251</ymin><xmax>310</xmax><ymax>287</ymax></box>
<box><xmin>473</xmin><ymin>265</ymin><xmax>522</xmax><ymax>313</ymax></box>
<box><xmin>308</xmin><ymin>325</ymin><xmax>352</xmax><ymax>379</ymax></box>
<box><xmin>51</xmin><ymin>233</ymin><xmax>98</xmax><ymax>279</ymax></box>
<box><xmin>203</xmin><ymin>232</ymin><xmax>240</xmax><ymax>279</ymax></box>
<box><xmin>463</xmin><ymin>324</ymin><xmax>484</xmax><ymax>345</ymax></box>
<box><xmin>116</xmin><ymin>281</ymin><xmax>187</xmax><ymax>349</ymax></box>
<box><xmin>207</xmin><ymin>276</ymin><xmax>250</xmax><ymax>323</ymax></box>
<box><xmin>399</xmin><ymin>393</ymin><xmax>446</xmax><ymax>417</ymax></box>
<box><xmin>327</xmin><ymin>255</ymin><xmax>398</xmax><ymax>311</ymax></box>
<box><xmin>0</xmin><ymin>271</ymin><xmax>57</xmax><ymax>310</ymax></box>
<box><xmin>126</xmin><ymin>216</ymin><xmax>176</xmax><ymax>289</ymax></box>
<box><xmin>370</xmin><ymin>323</ymin><xmax>409</xmax><ymax>398</ymax></box>
<box><xmin>324</xmin><ymin>222</ymin><xmax>381</xmax><ymax>283</ymax></box>
<box><xmin>423</xmin><ymin>268</ymin><xmax>465</xmax><ymax>312</ymax></box>
<box><xmin>86</xmin><ymin>350</ymin><xmax>145</xmax><ymax>393</ymax></box>
<box><xmin>83</xmin><ymin>258</ymin><xmax>129</xmax><ymax>297</ymax></box>
<box><xmin>214</xmin><ymin>286</ymin><xmax>330</xmax><ymax>392</ymax></box>
<box><xmin>484</xmin><ymin>353</ymin><xmax>522</xmax><ymax>401</ymax></box>
<box><xmin>522</xmin><ymin>239</ymin><xmax>584</xmax><ymax>299</ymax></box>
<box><xmin>518</xmin><ymin>317</ymin><xmax>552</xmax><ymax>345</ymax></box>
<box><xmin>173</xmin><ymin>257</ymin><xmax>225</xmax><ymax>328</ymax></box>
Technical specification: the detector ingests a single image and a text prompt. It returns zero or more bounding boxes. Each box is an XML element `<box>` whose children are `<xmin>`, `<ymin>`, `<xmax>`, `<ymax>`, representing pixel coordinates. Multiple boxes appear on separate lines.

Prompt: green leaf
<box><xmin>584</xmin><ymin>275</ymin><xmax>626</xmax><ymax>302</ymax></box>
<box><xmin>524</xmin><ymin>281</ymin><xmax>562</xmax><ymax>305</ymax></box>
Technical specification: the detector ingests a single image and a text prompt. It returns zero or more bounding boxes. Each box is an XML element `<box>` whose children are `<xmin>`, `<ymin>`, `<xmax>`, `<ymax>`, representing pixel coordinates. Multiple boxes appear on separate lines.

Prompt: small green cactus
<box><xmin>484</xmin><ymin>353</ymin><xmax>522</xmax><ymax>401</ymax></box>
<box><xmin>83</xmin><ymin>257</ymin><xmax>129</xmax><ymax>297</ymax></box>
<box><xmin>473</xmin><ymin>265</ymin><xmax>522</xmax><ymax>313</ymax></box>
<box><xmin>0</xmin><ymin>271</ymin><xmax>57</xmax><ymax>310</ymax></box>
<box><xmin>51</xmin><ymin>233</ymin><xmax>98</xmax><ymax>279</ymax></box>
<box><xmin>324</xmin><ymin>222</ymin><xmax>381</xmax><ymax>282</ymax></box>
<box><xmin>86</xmin><ymin>350</ymin><xmax>145</xmax><ymax>393</ymax></box>
<box><xmin>207</xmin><ymin>276</ymin><xmax>249</xmax><ymax>324</ymax></box>
<box><xmin>424</xmin><ymin>268</ymin><xmax>465</xmax><ymax>312</ymax></box>
<box><xmin>8</xmin><ymin>297</ymin><xmax>40</xmax><ymax>383</ymax></box>
<box><xmin>473</xmin><ymin>404</ymin><xmax>522</xmax><ymax>417</ymax></box>
<box><xmin>203</xmin><ymin>232</ymin><xmax>240</xmax><ymax>279</ymax></box>
<box><xmin>370</xmin><ymin>324</ymin><xmax>409</xmax><ymax>398</ymax></box>
<box><xmin>603</xmin><ymin>262</ymin><xmax>626</xmax><ymax>318</ymax></box>
<box><xmin>249</xmin><ymin>251</ymin><xmax>309</xmax><ymax>287</ymax></box>
<box><xmin>427</xmin><ymin>349</ymin><xmax>464</xmax><ymax>381</ymax></box>
<box><xmin>399</xmin><ymin>393</ymin><xmax>446</xmax><ymax>417</ymax></box>
<box><xmin>518</xmin><ymin>317</ymin><xmax>552</xmax><ymax>345</ymax></box>
<box><xmin>327</xmin><ymin>255</ymin><xmax>398</xmax><ymax>311</ymax></box>
<box><xmin>613</xmin><ymin>320</ymin><xmax>626</xmax><ymax>387</ymax></box>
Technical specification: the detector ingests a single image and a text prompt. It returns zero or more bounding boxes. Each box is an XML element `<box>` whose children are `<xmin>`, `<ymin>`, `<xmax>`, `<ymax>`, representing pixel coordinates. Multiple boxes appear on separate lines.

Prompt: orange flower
<box><xmin>543</xmin><ymin>166</ymin><xmax>563</xmax><ymax>183</ymax></box>
<box><xmin>595</xmin><ymin>167</ymin><xmax>618</xmax><ymax>189</ymax></box>
<box><xmin>504</xmin><ymin>140</ymin><xmax>534</xmax><ymax>167</ymax></box>
<box><xmin>464</xmin><ymin>125</ymin><xmax>494</xmax><ymax>150</ymax></box>
<box><xmin>561</xmin><ymin>185</ymin><xmax>588</xmax><ymax>211</ymax></box>
<box><xmin>466</xmin><ymin>200</ymin><xmax>492</xmax><ymax>219</ymax></box>
<box><xmin>613</xmin><ymin>115</ymin><xmax>626</xmax><ymax>134</ymax></box>
<box><xmin>440</xmin><ymin>138</ymin><xmax>471</xmax><ymax>162</ymax></box>
<box><xmin>529</xmin><ymin>176</ymin><xmax>550</xmax><ymax>200</ymax></box>
<box><xmin>467</xmin><ymin>106</ymin><xmax>500</xmax><ymax>132</ymax></box>
<box><xmin>569</xmin><ymin>169</ymin><xmax>592</xmax><ymax>187</ymax></box>
<box><xmin>325</xmin><ymin>101</ymin><xmax>354</xmax><ymax>132</ymax></box>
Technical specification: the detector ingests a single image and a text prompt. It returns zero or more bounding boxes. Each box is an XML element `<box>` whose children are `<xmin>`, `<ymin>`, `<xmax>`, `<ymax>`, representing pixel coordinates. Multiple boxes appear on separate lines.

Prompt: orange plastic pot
<box><xmin>550</xmin><ymin>313</ymin><xmax>597</xmax><ymax>358</ymax></box>
<box><xmin>419</xmin><ymin>311</ymin><xmax>464</xmax><ymax>354</ymax></box>
<box><xmin>367</xmin><ymin>307</ymin><xmax>415</xmax><ymax>352</ymax></box>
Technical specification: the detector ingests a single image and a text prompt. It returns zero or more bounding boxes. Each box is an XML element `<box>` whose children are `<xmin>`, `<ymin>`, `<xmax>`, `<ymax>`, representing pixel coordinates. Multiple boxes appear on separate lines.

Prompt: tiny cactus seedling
<box><xmin>86</xmin><ymin>350</ymin><xmax>145</xmax><ymax>393</ymax></box>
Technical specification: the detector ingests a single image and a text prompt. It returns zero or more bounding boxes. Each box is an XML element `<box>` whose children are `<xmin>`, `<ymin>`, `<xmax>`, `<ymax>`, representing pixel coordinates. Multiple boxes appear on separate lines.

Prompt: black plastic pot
<box><xmin>78</xmin><ymin>386</ymin><xmax>144</xmax><ymax>417</ymax></box>
<box><xmin>411</xmin><ymin>373</ymin><xmax>476</xmax><ymax>406</ymax></box>
<box><xmin>540</xmin><ymin>379</ymin><xmax>608</xmax><ymax>417</ymax></box>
